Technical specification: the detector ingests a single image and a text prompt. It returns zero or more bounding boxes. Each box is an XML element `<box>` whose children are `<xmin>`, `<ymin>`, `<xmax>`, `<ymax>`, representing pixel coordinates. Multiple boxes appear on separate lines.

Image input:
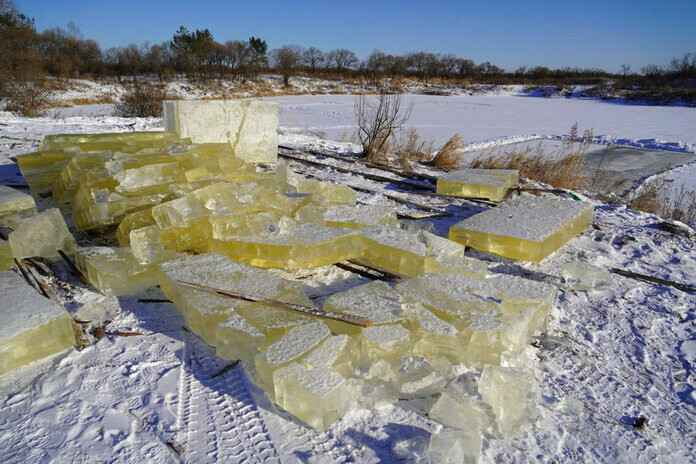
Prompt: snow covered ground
<box><xmin>0</xmin><ymin>95</ymin><xmax>695</xmax><ymax>463</ymax></box>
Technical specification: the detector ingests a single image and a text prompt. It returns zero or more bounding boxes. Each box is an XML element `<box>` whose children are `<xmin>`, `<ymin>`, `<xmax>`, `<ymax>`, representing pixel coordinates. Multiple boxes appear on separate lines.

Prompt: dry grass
<box><xmin>116</xmin><ymin>82</ymin><xmax>170</xmax><ymax>118</ymax></box>
<box><xmin>431</xmin><ymin>134</ymin><xmax>465</xmax><ymax>170</ymax></box>
<box><xmin>628</xmin><ymin>178</ymin><xmax>696</xmax><ymax>224</ymax></box>
<box><xmin>466</xmin><ymin>125</ymin><xmax>591</xmax><ymax>190</ymax></box>
<box><xmin>51</xmin><ymin>95</ymin><xmax>117</xmax><ymax>107</ymax></box>
<box><xmin>393</xmin><ymin>128</ymin><xmax>434</xmax><ymax>169</ymax></box>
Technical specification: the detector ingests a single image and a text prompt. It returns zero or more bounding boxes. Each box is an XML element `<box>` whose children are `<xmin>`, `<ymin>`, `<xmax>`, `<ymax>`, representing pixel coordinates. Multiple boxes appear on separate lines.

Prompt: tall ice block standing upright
<box><xmin>163</xmin><ymin>100</ymin><xmax>279</xmax><ymax>164</ymax></box>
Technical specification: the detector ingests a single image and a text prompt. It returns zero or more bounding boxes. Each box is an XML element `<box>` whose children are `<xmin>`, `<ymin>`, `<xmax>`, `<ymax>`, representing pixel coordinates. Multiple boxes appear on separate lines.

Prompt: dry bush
<box><xmin>431</xmin><ymin>133</ymin><xmax>465</xmax><ymax>170</ymax></box>
<box><xmin>392</xmin><ymin>127</ymin><xmax>434</xmax><ymax>169</ymax></box>
<box><xmin>355</xmin><ymin>91</ymin><xmax>414</xmax><ymax>163</ymax></box>
<box><xmin>3</xmin><ymin>79</ymin><xmax>50</xmax><ymax>116</ymax></box>
<box><xmin>629</xmin><ymin>179</ymin><xmax>696</xmax><ymax>224</ymax></box>
<box><xmin>467</xmin><ymin>124</ymin><xmax>590</xmax><ymax>190</ymax></box>
<box><xmin>116</xmin><ymin>82</ymin><xmax>170</xmax><ymax>118</ymax></box>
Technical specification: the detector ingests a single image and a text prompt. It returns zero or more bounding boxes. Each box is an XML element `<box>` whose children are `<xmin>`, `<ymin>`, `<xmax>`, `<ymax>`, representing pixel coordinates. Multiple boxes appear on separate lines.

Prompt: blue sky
<box><xmin>17</xmin><ymin>0</ymin><xmax>696</xmax><ymax>72</ymax></box>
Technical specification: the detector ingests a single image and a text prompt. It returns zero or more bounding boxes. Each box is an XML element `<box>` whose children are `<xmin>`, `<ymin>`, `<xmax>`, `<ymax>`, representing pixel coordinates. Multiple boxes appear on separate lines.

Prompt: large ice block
<box><xmin>52</xmin><ymin>151</ymin><xmax>112</xmax><ymax>203</ymax></box>
<box><xmin>211</xmin><ymin>219</ymin><xmax>362</xmax><ymax>270</ymax></box>
<box><xmin>255</xmin><ymin>321</ymin><xmax>330</xmax><ymax>395</ymax></box>
<box><xmin>75</xmin><ymin>247</ymin><xmax>177</xmax><ymax>296</ymax></box>
<box><xmin>449</xmin><ymin>195</ymin><xmax>594</xmax><ymax>262</ymax></box>
<box><xmin>322</xmin><ymin>204</ymin><xmax>399</xmax><ymax>229</ymax></box>
<box><xmin>427</xmin><ymin>392</ymin><xmax>483</xmax><ymax>464</ymax></box>
<box><xmin>8</xmin><ymin>208</ymin><xmax>76</xmax><ymax>259</ymax></box>
<box><xmin>427</xmin><ymin>428</ymin><xmax>481</xmax><ymax>464</ymax></box>
<box><xmin>0</xmin><ymin>186</ymin><xmax>37</xmax><ymax>224</ymax></box>
<box><xmin>16</xmin><ymin>147</ymin><xmax>82</xmax><ymax>193</ymax></box>
<box><xmin>113</xmin><ymin>162</ymin><xmax>186</xmax><ymax>196</ymax></box>
<box><xmin>402</xmin><ymin>302</ymin><xmax>463</xmax><ymax>363</ymax></box>
<box><xmin>215</xmin><ymin>312</ymin><xmax>267</xmax><ymax>363</ymax></box>
<box><xmin>0</xmin><ymin>270</ymin><xmax>75</xmax><ymax>375</ymax></box>
<box><xmin>478</xmin><ymin>365</ymin><xmax>539</xmax><ymax>439</ymax></box>
<box><xmin>271</xmin><ymin>362</ymin><xmax>355</xmax><ymax>431</ymax></box>
<box><xmin>357</xmin><ymin>226</ymin><xmax>477</xmax><ymax>277</ymax></box>
<box><xmin>151</xmin><ymin>194</ymin><xmax>211</xmax><ymax>253</ymax></box>
<box><xmin>129</xmin><ymin>225</ymin><xmax>165</xmax><ymax>264</ymax></box>
<box><xmin>302</xmin><ymin>334</ymin><xmax>359</xmax><ymax>378</ymax></box>
<box><xmin>159</xmin><ymin>253</ymin><xmax>309</xmax><ymax>341</ymax></box>
<box><xmin>359</xmin><ymin>324</ymin><xmax>413</xmax><ymax>365</ymax></box>
<box><xmin>0</xmin><ymin>239</ymin><xmax>13</xmax><ymax>270</ymax></box>
<box><xmin>72</xmin><ymin>189</ymin><xmax>170</xmax><ymax>231</ymax></box>
<box><xmin>323</xmin><ymin>281</ymin><xmax>405</xmax><ymax>334</ymax></box>
<box><xmin>437</xmin><ymin>168</ymin><xmax>518</xmax><ymax>202</ymax></box>
<box><xmin>116</xmin><ymin>208</ymin><xmax>157</xmax><ymax>246</ymax></box>
<box><xmin>39</xmin><ymin>131</ymin><xmax>178</xmax><ymax>150</ymax></box>
<box><xmin>163</xmin><ymin>100</ymin><xmax>279</xmax><ymax>163</ymax></box>
<box><xmin>295</xmin><ymin>179</ymin><xmax>356</xmax><ymax>206</ymax></box>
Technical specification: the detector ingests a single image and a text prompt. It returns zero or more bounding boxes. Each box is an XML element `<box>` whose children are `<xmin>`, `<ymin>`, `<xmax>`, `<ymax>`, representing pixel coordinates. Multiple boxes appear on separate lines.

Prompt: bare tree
<box><xmin>271</xmin><ymin>45</ymin><xmax>303</xmax><ymax>86</ymax></box>
<box><xmin>327</xmin><ymin>48</ymin><xmax>358</xmax><ymax>75</ymax></box>
<box><xmin>302</xmin><ymin>47</ymin><xmax>324</xmax><ymax>74</ymax></box>
<box><xmin>354</xmin><ymin>90</ymin><xmax>414</xmax><ymax>162</ymax></box>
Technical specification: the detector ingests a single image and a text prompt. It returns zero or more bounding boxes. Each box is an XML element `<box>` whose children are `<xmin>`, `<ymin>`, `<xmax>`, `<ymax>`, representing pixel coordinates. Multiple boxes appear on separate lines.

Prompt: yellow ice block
<box><xmin>401</xmin><ymin>302</ymin><xmax>464</xmax><ymax>364</ymax></box>
<box><xmin>16</xmin><ymin>147</ymin><xmax>81</xmax><ymax>193</ymax></box>
<box><xmin>271</xmin><ymin>362</ymin><xmax>356</xmax><ymax>431</ymax></box>
<box><xmin>52</xmin><ymin>151</ymin><xmax>112</xmax><ymax>203</ymax></box>
<box><xmin>255</xmin><ymin>321</ymin><xmax>331</xmax><ymax>396</ymax></box>
<box><xmin>8</xmin><ymin>208</ymin><xmax>77</xmax><ymax>259</ymax></box>
<box><xmin>448</xmin><ymin>195</ymin><xmax>594</xmax><ymax>262</ymax></box>
<box><xmin>436</xmin><ymin>168</ymin><xmax>518</xmax><ymax>202</ymax></box>
<box><xmin>72</xmin><ymin>190</ymin><xmax>170</xmax><ymax>231</ymax></box>
<box><xmin>302</xmin><ymin>334</ymin><xmax>360</xmax><ymax>378</ymax></box>
<box><xmin>75</xmin><ymin>246</ymin><xmax>177</xmax><ymax>296</ymax></box>
<box><xmin>0</xmin><ymin>185</ymin><xmax>37</xmax><ymax>225</ymax></box>
<box><xmin>130</xmin><ymin>225</ymin><xmax>165</xmax><ymax>264</ymax></box>
<box><xmin>323</xmin><ymin>281</ymin><xmax>405</xmax><ymax>334</ymax></box>
<box><xmin>215</xmin><ymin>312</ymin><xmax>267</xmax><ymax>362</ymax></box>
<box><xmin>211</xmin><ymin>220</ymin><xmax>363</xmax><ymax>271</ymax></box>
<box><xmin>113</xmin><ymin>162</ymin><xmax>186</xmax><ymax>196</ymax></box>
<box><xmin>322</xmin><ymin>204</ymin><xmax>399</xmax><ymax>229</ymax></box>
<box><xmin>152</xmin><ymin>194</ymin><xmax>211</xmax><ymax>253</ymax></box>
<box><xmin>0</xmin><ymin>239</ymin><xmax>13</xmax><ymax>270</ymax></box>
<box><xmin>296</xmin><ymin>179</ymin><xmax>356</xmax><ymax>206</ymax></box>
<box><xmin>39</xmin><ymin>131</ymin><xmax>178</xmax><ymax>150</ymax></box>
<box><xmin>116</xmin><ymin>208</ymin><xmax>156</xmax><ymax>246</ymax></box>
<box><xmin>359</xmin><ymin>324</ymin><xmax>413</xmax><ymax>365</ymax></box>
<box><xmin>0</xmin><ymin>271</ymin><xmax>75</xmax><ymax>376</ymax></box>
<box><xmin>158</xmin><ymin>253</ymin><xmax>309</xmax><ymax>343</ymax></box>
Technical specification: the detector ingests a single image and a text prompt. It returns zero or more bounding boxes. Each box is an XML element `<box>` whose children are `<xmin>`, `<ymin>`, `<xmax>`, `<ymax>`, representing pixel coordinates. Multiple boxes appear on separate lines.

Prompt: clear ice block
<box><xmin>401</xmin><ymin>302</ymin><xmax>463</xmax><ymax>363</ymax></box>
<box><xmin>436</xmin><ymin>168</ymin><xmax>518</xmax><ymax>202</ymax></box>
<box><xmin>0</xmin><ymin>270</ymin><xmax>75</xmax><ymax>375</ymax></box>
<box><xmin>449</xmin><ymin>194</ymin><xmax>594</xmax><ymax>262</ymax></box>
<box><xmin>8</xmin><ymin>208</ymin><xmax>77</xmax><ymax>259</ymax></box>
<box><xmin>322</xmin><ymin>204</ymin><xmax>399</xmax><ymax>229</ymax></box>
<box><xmin>271</xmin><ymin>362</ymin><xmax>355</xmax><ymax>431</ymax></box>
<box><xmin>302</xmin><ymin>334</ymin><xmax>359</xmax><ymax>378</ymax></box>
<box><xmin>478</xmin><ymin>365</ymin><xmax>539</xmax><ymax>439</ymax></box>
<box><xmin>323</xmin><ymin>281</ymin><xmax>405</xmax><ymax>334</ymax></box>
<box><xmin>76</xmin><ymin>246</ymin><xmax>177</xmax><ymax>296</ymax></box>
<box><xmin>211</xmin><ymin>220</ymin><xmax>362</xmax><ymax>270</ymax></box>
<box><xmin>429</xmin><ymin>390</ymin><xmax>483</xmax><ymax>435</ymax></box>
<box><xmin>359</xmin><ymin>324</ymin><xmax>413</xmax><ymax>365</ymax></box>
<box><xmin>427</xmin><ymin>428</ymin><xmax>481</xmax><ymax>464</ymax></box>
<box><xmin>562</xmin><ymin>263</ymin><xmax>611</xmax><ymax>291</ymax></box>
<box><xmin>0</xmin><ymin>185</ymin><xmax>37</xmax><ymax>224</ymax></box>
<box><xmin>255</xmin><ymin>321</ymin><xmax>331</xmax><ymax>395</ymax></box>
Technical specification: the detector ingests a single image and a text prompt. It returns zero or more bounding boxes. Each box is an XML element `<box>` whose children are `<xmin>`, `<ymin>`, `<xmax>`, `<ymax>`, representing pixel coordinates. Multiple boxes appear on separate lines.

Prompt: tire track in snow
<box><xmin>177</xmin><ymin>331</ymin><xmax>280</xmax><ymax>463</ymax></box>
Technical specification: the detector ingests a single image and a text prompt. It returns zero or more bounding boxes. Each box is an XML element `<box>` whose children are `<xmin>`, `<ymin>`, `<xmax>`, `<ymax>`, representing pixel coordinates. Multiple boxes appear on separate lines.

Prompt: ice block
<box><xmin>8</xmin><ymin>208</ymin><xmax>76</xmax><ymax>259</ymax></box>
<box><xmin>322</xmin><ymin>204</ymin><xmax>399</xmax><ymax>229</ymax></box>
<box><xmin>113</xmin><ymin>162</ymin><xmax>186</xmax><ymax>196</ymax></box>
<box><xmin>72</xmin><ymin>189</ymin><xmax>170</xmax><ymax>231</ymax></box>
<box><xmin>302</xmin><ymin>334</ymin><xmax>359</xmax><ymax>378</ymax></box>
<box><xmin>75</xmin><ymin>246</ymin><xmax>176</xmax><ymax>296</ymax></box>
<box><xmin>211</xmin><ymin>220</ymin><xmax>362</xmax><ymax>270</ymax></box>
<box><xmin>323</xmin><ymin>281</ymin><xmax>405</xmax><ymax>334</ymax></box>
<box><xmin>0</xmin><ymin>239</ymin><xmax>13</xmax><ymax>270</ymax></box>
<box><xmin>478</xmin><ymin>365</ymin><xmax>539</xmax><ymax>439</ymax></box>
<box><xmin>0</xmin><ymin>185</ymin><xmax>37</xmax><ymax>224</ymax></box>
<box><xmin>151</xmin><ymin>195</ymin><xmax>211</xmax><ymax>253</ymax></box>
<box><xmin>449</xmin><ymin>195</ymin><xmax>594</xmax><ymax>262</ymax></box>
<box><xmin>296</xmin><ymin>179</ymin><xmax>356</xmax><ymax>206</ymax></box>
<box><xmin>401</xmin><ymin>302</ymin><xmax>463</xmax><ymax>363</ymax></box>
<box><xmin>116</xmin><ymin>208</ymin><xmax>157</xmax><ymax>246</ymax></box>
<box><xmin>271</xmin><ymin>362</ymin><xmax>355</xmax><ymax>431</ymax></box>
<box><xmin>39</xmin><ymin>131</ymin><xmax>178</xmax><ymax>151</ymax></box>
<box><xmin>255</xmin><ymin>321</ymin><xmax>331</xmax><ymax>395</ymax></box>
<box><xmin>215</xmin><ymin>312</ymin><xmax>267</xmax><ymax>363</ymax></box>
<box><xmin>158</xmin><ymin>253</ymin><xmax>309</xmax><ymax>341</ymax></box>
<box><xmin>16</xmin><ymin>147</ymin><xmax>83</xmax><ymax>193</ymax></box>
<box><xmin>0</xmin><ymin>270</ymin><xmax>75</xmax><ymax>375</ymax></box>
<box><xmin>436</xmin><ymin>168</ymin><xmax>518</xmax><ymax>202</ymax></box>
<box><xmin>394</xmin><ymin>356</ymin><xmax>447</xmax><ymax>397</ymax></box>
<box><xmin>52</xmin><ymin>151</ymin><xmax>112</xmax><ymax>203</ymax></box>
<box><xmin>427</xmin><ymin>428</ymin><xmax>481</xmax><ymax>464</ymax></box>
<box><xmin>359</xmin><ymin>324</ymin><xmax>413</xmax><ymax>365</ymax></box>
<box><xmin>562</xmin><ymin>263</ymin><xmax>611</xmax><ymax>291</ymax></box>
<box><xmin>163</xmin><ymin>100</ymin><xmax>279</xmax><ymax>163</ymax></box>
<box><xmin>130</xmin><ymin>225</ymin><xmax>165</xmax><ymax>264</ymax></box>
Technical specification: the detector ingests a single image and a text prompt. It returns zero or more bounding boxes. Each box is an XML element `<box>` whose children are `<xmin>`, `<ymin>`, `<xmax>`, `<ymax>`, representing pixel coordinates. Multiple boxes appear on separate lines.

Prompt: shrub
<box><xmin>116</xmin><ymin>82</ymin><xmax>170</xmax><ymax>117</ymax></box>
<box><xmin>2</xmin><ymin>79</ymin><xmax>50</xmax><ymax>116</ymax></box>
<box><xmin>431</xmin><ymin>133</ymin><xmax>465</xmax><ymax>170</ymax></box>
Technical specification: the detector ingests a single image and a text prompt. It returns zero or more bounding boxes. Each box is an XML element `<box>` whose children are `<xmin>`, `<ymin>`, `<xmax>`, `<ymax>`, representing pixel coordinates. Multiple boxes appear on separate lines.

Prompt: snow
<box><xmin>0</xmin><ymin>92</ymin><xmax>695</xmax><ymax>463</ymax></box>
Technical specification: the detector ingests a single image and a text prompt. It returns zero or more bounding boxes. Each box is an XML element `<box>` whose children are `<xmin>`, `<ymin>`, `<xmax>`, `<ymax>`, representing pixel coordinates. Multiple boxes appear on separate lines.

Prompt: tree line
<box><xmin>1</xmin><ymin>0</ymin><xmax>695</xmax><ymax>94</ymax></box>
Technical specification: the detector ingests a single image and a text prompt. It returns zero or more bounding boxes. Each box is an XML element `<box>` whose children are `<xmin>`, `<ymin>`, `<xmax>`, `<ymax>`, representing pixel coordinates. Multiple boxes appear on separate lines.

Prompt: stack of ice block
<box><xmin>8</xmin><ymin>208</ymin><xmax>77</xmax><ymax>259</ymax></box>
<box><xmin>449</xmin><ymin>194</ymin><xmax>594</xmax><ymax>262</ymax></box>
<box><xmin>436</xmin><ymin>168</ymin><xmax>518</xmax><ymax>202</ymax></box>
<box><xmin>0</xmin><ymin>185</ymin><xmax>37</xmax><ymax>226</ymax></box>
<box><xmin>0</xmin><ymin>271</ymin><xmax>75</xmax><ymax>375</ymax></box>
